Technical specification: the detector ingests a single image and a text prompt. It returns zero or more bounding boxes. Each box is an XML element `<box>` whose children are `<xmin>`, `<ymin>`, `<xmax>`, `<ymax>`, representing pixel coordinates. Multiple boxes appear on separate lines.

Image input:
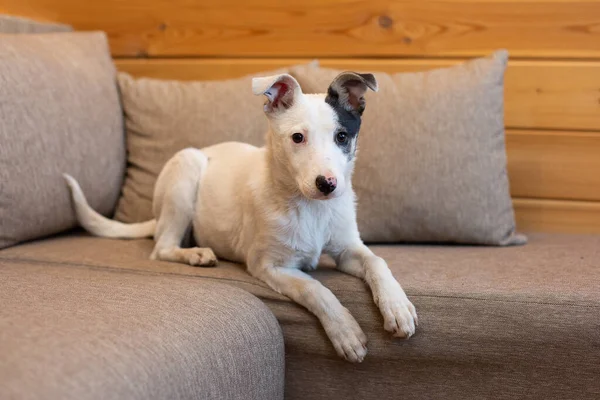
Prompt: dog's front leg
<box><xmin>335</xmin><ymin>243</ymin><xmax>418</xmax><ymax>339</ymax></box>
<box><xmin>249</xmin><ymin>262</ymin><xmax>368</xmax><ymax>362</ymax></box>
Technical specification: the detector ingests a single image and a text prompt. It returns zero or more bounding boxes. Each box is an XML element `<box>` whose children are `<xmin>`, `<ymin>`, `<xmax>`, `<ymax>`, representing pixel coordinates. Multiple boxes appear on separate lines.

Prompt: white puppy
<box><xmin>65</xmin><ymin>72</ymin><xmax>417</xmax><ymax>363</ymax></box>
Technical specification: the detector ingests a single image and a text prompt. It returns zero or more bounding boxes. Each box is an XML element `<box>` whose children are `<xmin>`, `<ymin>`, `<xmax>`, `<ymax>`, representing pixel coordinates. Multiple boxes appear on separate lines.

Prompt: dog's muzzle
<box><xmin>315</xmin><ymin>175</ymin><xmax>337</xmax><ymax>195</ymax></box>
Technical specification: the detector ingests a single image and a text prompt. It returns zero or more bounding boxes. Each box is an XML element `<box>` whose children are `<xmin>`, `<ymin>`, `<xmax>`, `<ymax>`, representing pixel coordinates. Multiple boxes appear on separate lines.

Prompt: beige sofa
<box><xmin>1</xmin><ymin>23</ymin><xmax>599</xmax><ymax>400</ymax></box>
<box><xmin>2</xmin><ymin>231</ymin><xmax>600</xmax><ymax>399</ymax></box>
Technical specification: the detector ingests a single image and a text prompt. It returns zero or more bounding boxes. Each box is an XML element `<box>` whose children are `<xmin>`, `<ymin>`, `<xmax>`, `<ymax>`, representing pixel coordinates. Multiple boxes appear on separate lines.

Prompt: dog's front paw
<box><xmin>377</xmin><ymin>289</ymin><xmax>418</xmax><ymax>339</ymax></box>
<box><xmin>323</xmin><ymin>309</ymin><xmax>368</xmax><ymax>363</ymax></box>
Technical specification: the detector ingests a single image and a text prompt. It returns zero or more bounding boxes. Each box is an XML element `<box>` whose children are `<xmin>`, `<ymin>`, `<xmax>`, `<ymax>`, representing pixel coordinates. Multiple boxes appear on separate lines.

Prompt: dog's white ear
<box><xmin>326</xmin><ymin>72</ymin><xmax>378</xmax><ymax>115</ymax></box>
<box><xmin>252</xmin><ymin>74</ymin><xmax>302</xmax><ymax>113</ymax></box>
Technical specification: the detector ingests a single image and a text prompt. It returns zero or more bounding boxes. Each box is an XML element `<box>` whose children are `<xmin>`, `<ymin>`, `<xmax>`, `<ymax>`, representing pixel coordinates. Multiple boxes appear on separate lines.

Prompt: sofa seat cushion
<box><xmin>0</xmin><ymin>260</ymin><xmax>284</xmax><ymax>400</ymax></box>
<box><xmin>2</xmin><ymin>232</ymin><xmax>599</xmax><ymax>399</ymax></box>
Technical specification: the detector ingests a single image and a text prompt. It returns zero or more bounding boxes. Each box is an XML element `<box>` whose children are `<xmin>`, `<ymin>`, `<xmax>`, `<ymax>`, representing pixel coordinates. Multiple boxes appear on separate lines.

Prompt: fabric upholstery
<box><xmin>2</xmin><ymin>232</ymin><xmax>598</xmax><ymax>399</ymax></box>
<box><xmin>0</xmin><ymin>15</ymin><xmax>72</xmax><ymax>33</ymax></box>
<box><xmin>290</xmin><ymin>52</ymin><xmax>525</xmax><ymax>246</ymax></box>
<box><xmin>0</xmin><ymin>260</ymin><xmax>284</xmax><ymax>400</ymax></box>
<box><xmin>0</xmin><ymin>32</ymin><xmax>125</xmax><ymax>249</ymax></box>
<box><xmin>114</xmin><ymin>68</ymin><xmax>290</xmax><ymax>222</ymax></box>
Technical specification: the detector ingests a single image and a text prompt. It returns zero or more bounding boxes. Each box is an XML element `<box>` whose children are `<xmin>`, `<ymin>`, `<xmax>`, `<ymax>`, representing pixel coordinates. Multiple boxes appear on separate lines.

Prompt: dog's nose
<box><xmin>316</xmin><ymin>175</ymin><xmax>337</xmax><ymax>195</ymax></box>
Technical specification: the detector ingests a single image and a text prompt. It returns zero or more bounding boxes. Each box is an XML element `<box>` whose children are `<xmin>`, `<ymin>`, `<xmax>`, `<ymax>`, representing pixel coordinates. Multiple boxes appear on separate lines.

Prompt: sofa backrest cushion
<box><xmin>113</xmin><ymin>68</ymin><xmax>294</xmax><ymax>223</ymax></box>
<box><xmin>0</xmin><ymin>15</ymin><xmax>72</xmax><ymax>33</ymax></box>
<box><xmin>290</xmin><ymin>51</ymin><xmax>526</xmax><ymax>246</ymax></box>
<box><xmin>0</xmin><ymin>32</ymin><xmax>125</xmax><ymax>249</ymax></box>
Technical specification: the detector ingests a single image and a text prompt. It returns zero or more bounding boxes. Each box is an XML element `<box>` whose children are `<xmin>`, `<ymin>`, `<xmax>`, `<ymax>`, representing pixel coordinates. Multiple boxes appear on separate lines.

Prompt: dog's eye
<box><xmin>291</xmin><ymin>133</ymin><xmax>304</xmax><ymax>144</ymax></box>
<box><xmin>336</xmin><ymin>132</ymin><xmax>348</xmax><ymax>144</ymax></box>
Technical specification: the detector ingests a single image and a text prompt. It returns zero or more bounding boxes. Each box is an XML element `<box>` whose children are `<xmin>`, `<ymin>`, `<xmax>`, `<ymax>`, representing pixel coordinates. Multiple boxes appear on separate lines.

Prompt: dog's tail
<box><xmin>63</xmin><ymin>174</ymin><xmax>156</xmax><ymax>239</ymax></box>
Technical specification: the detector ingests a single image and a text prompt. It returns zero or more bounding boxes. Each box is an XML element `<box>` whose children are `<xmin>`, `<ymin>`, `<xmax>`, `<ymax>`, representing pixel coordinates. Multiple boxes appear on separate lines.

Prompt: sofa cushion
<box><xmin>290</xmin><ymin>52</ymin><xmax>525</xmax><ymax>246</ymax></box>
<box><xmin>0</xmin><ymin>15</ymin><xmax>72</xmax><ymax>33</ymax></box>
<box><xmin>114</xmin><ymin>68</ymin><xmax>292</xmax><ymax>223</ymax></box>
<box><xmin>2</xmin><ymin>232</ymin><xmax>598</xmax><ymax>399</ymax></box>
<box><xmin>0</xmin><ymin>260</ymin><xmax>284</xmax><ymax>400</ymax></box>
<box><xmin>0</xmin><ymin>32</ymin><xmax>125</xmax><ymax>249</ymax></box>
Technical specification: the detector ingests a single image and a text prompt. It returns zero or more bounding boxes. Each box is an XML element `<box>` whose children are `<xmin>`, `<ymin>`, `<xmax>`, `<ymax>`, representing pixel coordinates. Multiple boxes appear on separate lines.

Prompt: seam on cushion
<box><xmin>1</xmin><ymin>256</ymin><xmax>598</xmax><ymax>309</ymax></box>
<box><xmin>0</xmin><ymin>256</ymin><xmax>276</xmax><ymax>294</ymax></box>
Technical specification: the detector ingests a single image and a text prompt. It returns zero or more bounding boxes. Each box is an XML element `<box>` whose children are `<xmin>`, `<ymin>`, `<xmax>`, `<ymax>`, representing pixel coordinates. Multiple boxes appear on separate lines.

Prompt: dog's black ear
<box><xmin>252</xmin><ymin>74</ymin><xmax>302</xmax><ymax>114</ymax></box>
<box><xmin>326</xmin><ymin>72</ymin><xmax>378</xmax><ymax>115</ymax></box>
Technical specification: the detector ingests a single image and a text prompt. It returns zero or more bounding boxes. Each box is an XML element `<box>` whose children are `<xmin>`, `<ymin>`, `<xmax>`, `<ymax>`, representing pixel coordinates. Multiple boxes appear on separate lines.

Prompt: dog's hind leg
<box><xmin>150</xmin><ymin>148</ymin><xmax>217</xmax><ymax>267</ymax></box>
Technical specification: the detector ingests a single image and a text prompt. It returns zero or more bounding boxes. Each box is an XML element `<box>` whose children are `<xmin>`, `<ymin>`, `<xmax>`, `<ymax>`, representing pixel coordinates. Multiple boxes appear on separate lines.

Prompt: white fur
<box><xmin>65</xmin><ymin>73</ymin><xmax>417</xmax><ymax>362</ymax></box>
<box><xmin>63</xmin><ymin>174</ymin><xmax>156</xmax><ymax>238</ymax></box>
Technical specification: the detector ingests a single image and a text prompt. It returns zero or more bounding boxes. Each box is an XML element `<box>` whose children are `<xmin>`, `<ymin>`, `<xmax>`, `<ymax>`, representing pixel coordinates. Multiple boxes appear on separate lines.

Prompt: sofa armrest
<box><xmin>0</xmin><ymin>261</ymin><xmax>284</xmax><ymax>400</ymax></box>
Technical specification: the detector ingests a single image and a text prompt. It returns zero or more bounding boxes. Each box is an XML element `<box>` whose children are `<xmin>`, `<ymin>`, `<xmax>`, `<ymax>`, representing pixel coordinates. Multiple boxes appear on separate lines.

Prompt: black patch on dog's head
<box><xmin>326</xmin><ymin>91</ymin><xmax>361</xmax><ymax>158</ymax></box>
<box><xmin>325</xmin><ymin>72</ymin><xmax>378</xmax><ymax>159</ymax></box>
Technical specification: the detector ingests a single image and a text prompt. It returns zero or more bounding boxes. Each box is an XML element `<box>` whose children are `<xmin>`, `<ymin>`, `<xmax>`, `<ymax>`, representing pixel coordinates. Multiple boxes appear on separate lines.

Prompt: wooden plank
<box><xmin>115</xmin><ymin>58</ymin><xmax>600</xmax><ymax>131</ymax></box>
<box><xmin>514</xmin><ymin>198</ymin><xmax>600</xmax><ymax>234</ymax></box>
<box><xmin>116</xmin><ymin>58</ymin><xmax>299</xmax><ymax>82</ymax></box>
<box><xmin>3</xmin><ymin>0</ymin><xmax>600</xmax><ymax>58</ymax></box>
<box><xmin>507</xmin><ymin>130</ymin><xmax>600</xmax><ymax>202</ymax></box>
<box><xmin>503</xmin><ymin>61</ymin><xmax>600</xmax><ymax>131</ymax></box>
<box><xmin>323</xmin><ymin>59</ymin><xmax>600</xmax><ymax>131</ymax></box>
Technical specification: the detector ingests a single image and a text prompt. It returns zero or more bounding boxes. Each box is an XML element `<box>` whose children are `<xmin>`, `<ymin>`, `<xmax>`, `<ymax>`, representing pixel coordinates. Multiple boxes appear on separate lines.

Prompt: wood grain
<box><xmin>514</xmin><ymin>198</ymin><xmax>600</xmax><ymax>234</ymax></box>
<box><xmin>507</xmin><ymin>130</ymin><xmax>600</xmax><ymax>202</ymax></box>
<box><xmin>3</xmin><ymin>0</ymin><xmax>600</xmax><ymax>58</ymax></box>
<box><xmin>115</xmin><ymin>58</ymin><xmax>600</xmax><ymax>131</ymax></box>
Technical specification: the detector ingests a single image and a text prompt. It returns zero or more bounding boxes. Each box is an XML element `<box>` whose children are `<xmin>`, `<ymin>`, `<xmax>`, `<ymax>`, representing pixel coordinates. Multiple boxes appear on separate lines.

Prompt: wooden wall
<box><xmin>4</xmin><ymin>0</ymin><xmax>600</xmax><ymax>233</ymax></box>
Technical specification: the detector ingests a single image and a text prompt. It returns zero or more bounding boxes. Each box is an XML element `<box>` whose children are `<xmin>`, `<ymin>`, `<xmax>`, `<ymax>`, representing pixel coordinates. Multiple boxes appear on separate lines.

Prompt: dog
<box><xmin>64</xmin><ymin>71</ymin><xmax>417</xmax><ymax>363</ymax></box>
